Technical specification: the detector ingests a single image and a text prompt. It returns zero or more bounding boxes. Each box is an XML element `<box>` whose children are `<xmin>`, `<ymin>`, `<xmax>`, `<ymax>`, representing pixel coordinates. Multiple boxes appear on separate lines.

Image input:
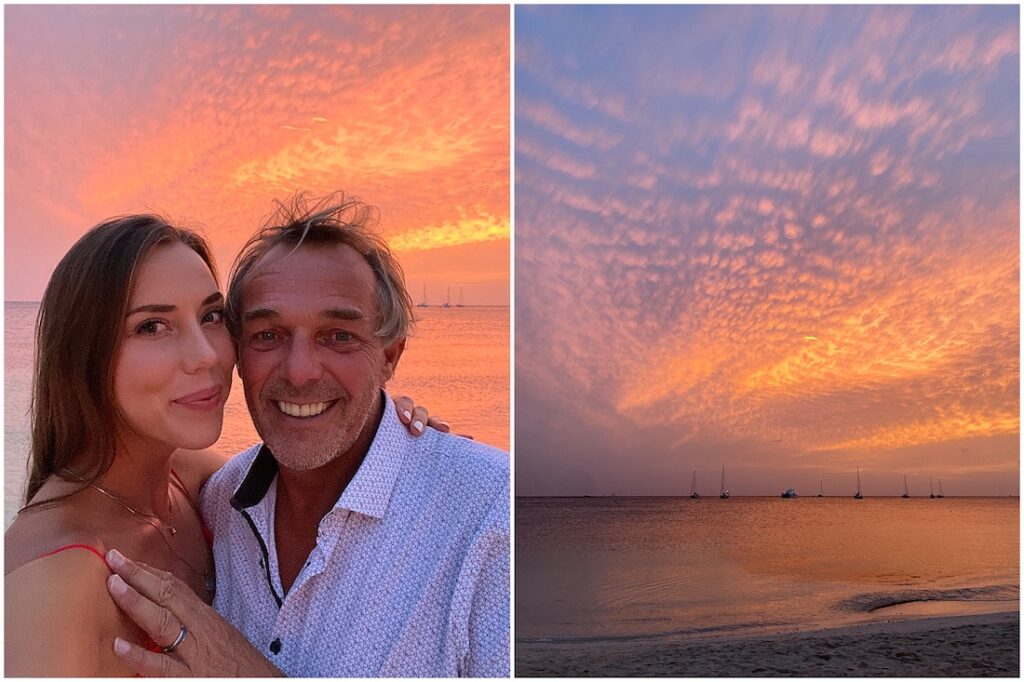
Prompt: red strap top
<box><xmin>32</xmin><ymin>470</ymin><xmax>213</xmax><ymax>656</ymax></box>
<box><xmin>36</xmin><ymin>544</ymin><xmax>164</xmax><ymax>655</ymax></box>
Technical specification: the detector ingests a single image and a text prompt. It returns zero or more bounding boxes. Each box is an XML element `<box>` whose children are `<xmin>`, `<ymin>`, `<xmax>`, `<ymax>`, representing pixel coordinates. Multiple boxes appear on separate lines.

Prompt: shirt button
<box><xmin>269</xmin><ymin>638</ymin><xmax>282</xmax><ymax>654</ymax></box>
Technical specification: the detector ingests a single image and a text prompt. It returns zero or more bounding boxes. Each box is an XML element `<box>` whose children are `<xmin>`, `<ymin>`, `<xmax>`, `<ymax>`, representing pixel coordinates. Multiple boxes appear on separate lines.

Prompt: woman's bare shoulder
<box><xmin>5</xmin><ymin>549</ymin><xmax>132</xmax><ymax>676</ymax></box>
<box><xmin>4</xmin><ymin>503</ymin><xmax>105</xmax><ymax>576</ymax></box>
<box><xmin>171</xmin><ymin>446</ymin><xmax>230</xmax><ymax>497</ymax></box>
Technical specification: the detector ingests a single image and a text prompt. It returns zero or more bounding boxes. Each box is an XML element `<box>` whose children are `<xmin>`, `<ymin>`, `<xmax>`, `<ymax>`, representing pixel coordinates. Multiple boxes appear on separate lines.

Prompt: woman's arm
<box><xmin>5</xmin><ymin>549</ymin><xmax>135</xmax><ymax>676</ymax></box>
<box><xmin>394</xmin><ymin>395</ymin><xmax>451</xmax><ymax>434</ymax></box>
<box><xmin>172</xmin><ymin>447</ymin><xmax>231</xmax><ymax>499</ymax></box>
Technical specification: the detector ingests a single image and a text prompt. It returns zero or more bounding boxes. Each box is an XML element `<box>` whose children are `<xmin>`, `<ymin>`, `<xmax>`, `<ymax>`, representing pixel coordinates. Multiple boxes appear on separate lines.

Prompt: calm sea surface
<box><xmin>5</xmin><ymin>302</ymin><xmax>508</xmax><ymax>527</ymax></box>
<box><xmin>516</xmin><ymin>496</ymin><xmax>1019</xmax><ymax>642</ymax></box>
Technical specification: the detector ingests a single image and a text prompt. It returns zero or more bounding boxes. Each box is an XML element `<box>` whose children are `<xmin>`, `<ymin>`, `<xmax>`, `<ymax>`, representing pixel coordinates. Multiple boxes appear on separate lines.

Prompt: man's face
<box><xmin>236</xmin><ymin>242</ymin><xmax>404</xmax><ymax>471</ymax></box>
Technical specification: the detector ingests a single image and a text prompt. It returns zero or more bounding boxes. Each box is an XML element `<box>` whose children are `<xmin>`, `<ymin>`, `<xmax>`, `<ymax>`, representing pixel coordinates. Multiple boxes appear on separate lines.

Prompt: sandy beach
<box><xmin>516</xmin><ymin>610</ymin><xmax>1019</xmax><ymax>677</ymax></box>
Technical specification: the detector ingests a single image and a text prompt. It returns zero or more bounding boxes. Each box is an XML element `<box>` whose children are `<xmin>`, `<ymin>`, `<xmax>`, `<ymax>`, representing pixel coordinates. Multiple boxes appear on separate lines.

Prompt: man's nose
<box><xmin>282</xmin><ymin>334</ymin><xmax>323</xmax><ymax>386</ymax></box>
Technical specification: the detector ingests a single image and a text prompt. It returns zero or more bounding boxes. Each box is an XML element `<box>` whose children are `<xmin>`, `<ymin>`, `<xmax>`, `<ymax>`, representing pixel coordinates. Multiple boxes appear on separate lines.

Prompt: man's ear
<box><xmin>380</xmin><ymin>337</ymin><xmax>406</xmax><ymax>385</ymax></box>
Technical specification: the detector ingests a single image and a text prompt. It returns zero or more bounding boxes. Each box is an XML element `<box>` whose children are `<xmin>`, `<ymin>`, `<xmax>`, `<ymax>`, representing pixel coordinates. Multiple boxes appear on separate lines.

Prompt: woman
<box><xmin>5</xmin><ymin>215</ymin><xmax>438</xmax><ymax>675</ymax></box>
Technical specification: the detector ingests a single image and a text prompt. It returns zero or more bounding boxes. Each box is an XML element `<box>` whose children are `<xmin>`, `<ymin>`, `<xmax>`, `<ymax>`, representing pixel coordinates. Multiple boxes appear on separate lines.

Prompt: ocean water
<box><xmin>516</xmin><ymin>496</ymin><xmax>1019</xmax><ymax>642</ymax></box>
<box><xmin>5</xmin><ymin>302</ymin><xmax>509</xmax><ymax>527</ymax></box>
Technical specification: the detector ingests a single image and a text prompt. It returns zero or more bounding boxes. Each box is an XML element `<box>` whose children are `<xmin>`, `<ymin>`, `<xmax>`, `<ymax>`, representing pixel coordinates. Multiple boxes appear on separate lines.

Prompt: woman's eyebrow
<box><xmin>127</xmin><ymin>303</ymin><xmax>176</xmax><ymax>316</ymax></box>
<box><xmin>127</xmin><ymin>292</ymin><xmax>223</xmax><ymax>316</ymax></box>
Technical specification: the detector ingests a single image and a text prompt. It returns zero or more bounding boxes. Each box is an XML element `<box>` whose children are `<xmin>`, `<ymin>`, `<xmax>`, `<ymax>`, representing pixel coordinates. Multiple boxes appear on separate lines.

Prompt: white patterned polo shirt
<box><xmin>200</xmin><ymin>392</ymin><xmax>510</xmax><ymax>677</ymax></box>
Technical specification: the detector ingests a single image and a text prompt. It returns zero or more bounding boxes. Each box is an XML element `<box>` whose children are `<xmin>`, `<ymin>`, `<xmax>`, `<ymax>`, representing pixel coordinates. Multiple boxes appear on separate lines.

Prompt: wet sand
<box><xmin>516</xmin><ymin>610</ymin><xmax>1019</xmax><ymax>677</ymax></box>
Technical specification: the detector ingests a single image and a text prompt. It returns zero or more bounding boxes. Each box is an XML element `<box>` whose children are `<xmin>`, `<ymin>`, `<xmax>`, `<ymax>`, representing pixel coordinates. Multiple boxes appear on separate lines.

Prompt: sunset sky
<box><xmin>5</xmin><ymin>5</ymin><xmax>509</xmax><ymax>304</ymax></box>
<box><xmin>516</xmin><ymin>6</ymin><xmax>1019</xmax><ymax>496</ymax></box>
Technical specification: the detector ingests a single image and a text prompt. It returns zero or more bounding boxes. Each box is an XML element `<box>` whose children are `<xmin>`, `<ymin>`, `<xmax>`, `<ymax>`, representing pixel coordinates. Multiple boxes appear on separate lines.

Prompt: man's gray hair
<box><xmin>226</xmin><ymin>191</ymin><xmax>415</xmax><ymax>342</ymax></box>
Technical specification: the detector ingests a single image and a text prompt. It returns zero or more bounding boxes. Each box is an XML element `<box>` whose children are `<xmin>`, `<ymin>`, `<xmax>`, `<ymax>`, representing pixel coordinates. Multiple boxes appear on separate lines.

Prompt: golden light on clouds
<box><xmin>6</xmin><ymin>5</ymin><xmax>509</xmax><ymax>304</ymax></box>
<box><xmin>516</xmin><ymin>6</ymin><xmax>1018</xmax><ymax>495</ymax></box>
<box><xmin>390</xmin><ymin>214</ymin><xmax>511</xmax><ymax>253</ymax></box>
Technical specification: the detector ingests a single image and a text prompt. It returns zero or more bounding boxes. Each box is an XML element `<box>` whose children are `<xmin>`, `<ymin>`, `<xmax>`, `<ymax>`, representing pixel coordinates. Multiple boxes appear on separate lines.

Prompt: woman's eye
<box><xmin>257</xmin><ymin>330</ymin><xmax>277</xmax><ymax>342</ymax></box>
<box><xmin>136</xmin><ymin>320</ymin><xmax>168</xmax><ymax>336</ymax></box>
<box><xmin>202</xmin><ymin>308</ymin><xmax>225</xmax><ymax>325</ymax></box>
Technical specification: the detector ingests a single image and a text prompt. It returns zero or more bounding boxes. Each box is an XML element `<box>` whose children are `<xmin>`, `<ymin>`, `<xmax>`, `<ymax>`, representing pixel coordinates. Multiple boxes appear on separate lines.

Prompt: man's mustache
<box><xmin>260</xmin><ymin>381</ymin><xmax>345</xmax><ymax>402</ymax></box>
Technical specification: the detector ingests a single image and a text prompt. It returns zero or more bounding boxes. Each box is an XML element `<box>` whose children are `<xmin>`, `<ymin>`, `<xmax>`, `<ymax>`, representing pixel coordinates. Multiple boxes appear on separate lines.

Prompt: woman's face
<box><xmin>113</xmin><ymin>242</ymin><xmax>235</xmax><ymax>452</ymax></box>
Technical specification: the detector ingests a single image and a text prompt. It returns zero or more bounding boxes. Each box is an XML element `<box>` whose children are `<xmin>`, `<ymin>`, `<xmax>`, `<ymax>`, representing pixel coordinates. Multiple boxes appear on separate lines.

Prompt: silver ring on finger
<box><xmin>163</xmin><ymin>625</ymin><xmax>188</xmax><ymax>654</ymax></box>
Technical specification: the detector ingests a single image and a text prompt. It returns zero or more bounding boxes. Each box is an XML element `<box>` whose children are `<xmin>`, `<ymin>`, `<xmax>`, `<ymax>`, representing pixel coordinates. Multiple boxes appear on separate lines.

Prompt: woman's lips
<box><xmin>173</xmin><ymin>386</ymin><xmax>222</xmax><ymax>410</ymax></box>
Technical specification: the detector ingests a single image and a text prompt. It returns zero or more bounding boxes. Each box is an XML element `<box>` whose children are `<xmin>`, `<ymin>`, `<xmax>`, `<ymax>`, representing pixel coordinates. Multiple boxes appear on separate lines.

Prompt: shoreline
<box><xmin>516</xmin><ymin>610</ymin><xmax>1020</xmax><ymax>677</ymax></box>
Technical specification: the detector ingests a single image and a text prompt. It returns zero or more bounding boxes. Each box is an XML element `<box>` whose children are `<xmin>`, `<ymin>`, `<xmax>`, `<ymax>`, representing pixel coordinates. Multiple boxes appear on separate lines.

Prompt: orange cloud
<box><xmin>7</xmin><ymin>5</ymin><xmax>509</xmax><ymax>304</ymax></box>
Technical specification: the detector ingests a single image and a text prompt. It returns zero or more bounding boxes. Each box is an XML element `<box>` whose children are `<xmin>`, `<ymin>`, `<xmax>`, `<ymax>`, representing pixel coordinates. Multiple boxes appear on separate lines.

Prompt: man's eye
<box><xmin>256</xmin><ymin>330</ymin><xmax>278</xmax><ymax>342</ymax></box>
<box><xmin>332</xmin><ymin>331</ymin><xmax>353</xmax><ymax>342</ymax></box>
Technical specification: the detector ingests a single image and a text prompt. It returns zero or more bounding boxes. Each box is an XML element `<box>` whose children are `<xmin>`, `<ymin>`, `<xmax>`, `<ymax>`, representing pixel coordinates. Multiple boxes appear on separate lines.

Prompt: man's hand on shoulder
<box><xmin>104</xmin><ymin>549</ymin><xmax>284</xmax><ymax>677</ymax></box>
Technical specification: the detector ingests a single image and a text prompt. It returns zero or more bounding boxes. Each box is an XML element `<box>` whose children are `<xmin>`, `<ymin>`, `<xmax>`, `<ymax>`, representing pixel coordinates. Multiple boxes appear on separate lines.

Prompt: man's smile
<box><xmin>276</xmin><ymin>399</ymin><xmax>338</xmax><ymax>418</ymax></box>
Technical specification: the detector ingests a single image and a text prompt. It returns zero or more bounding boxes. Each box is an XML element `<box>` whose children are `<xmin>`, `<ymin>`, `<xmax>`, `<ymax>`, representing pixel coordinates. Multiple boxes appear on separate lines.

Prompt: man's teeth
<box><xmin>277</xmin><ymin>401</ymin><xmax>329</xmax><ymax>418</ymax></box>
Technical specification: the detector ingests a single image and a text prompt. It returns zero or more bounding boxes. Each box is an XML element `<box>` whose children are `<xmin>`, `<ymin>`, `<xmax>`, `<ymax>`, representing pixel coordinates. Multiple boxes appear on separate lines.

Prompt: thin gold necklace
<box><xmin>87</xmin><ymin>480</ymin><xmax>177</xmax><ymax>536</ymax></box>
<box><xmin>57</xmin><ymin>470</ymin><xmax>211</xmax><ymax>590</ymax></box>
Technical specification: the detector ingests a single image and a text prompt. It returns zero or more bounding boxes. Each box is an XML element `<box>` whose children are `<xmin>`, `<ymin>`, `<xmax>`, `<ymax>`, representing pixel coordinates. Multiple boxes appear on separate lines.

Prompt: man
<box><xmin>104</xmin><ymin>194</ymin><xmax>510</xmax><ymax>676</ymax></box>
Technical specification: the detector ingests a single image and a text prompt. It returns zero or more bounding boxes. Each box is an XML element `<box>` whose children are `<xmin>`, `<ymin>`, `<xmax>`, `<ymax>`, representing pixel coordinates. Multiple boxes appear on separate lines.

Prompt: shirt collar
<box><xmin>230</xmin><ymin>390</ymin><xmax>409</xmax><ymax>520</ymax></box>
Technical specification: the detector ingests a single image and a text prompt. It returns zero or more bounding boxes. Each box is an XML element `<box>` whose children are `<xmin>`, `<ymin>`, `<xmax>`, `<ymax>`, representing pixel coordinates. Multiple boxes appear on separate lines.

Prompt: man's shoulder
<box><xmin>415</xmin><ymin>429</ymin><xmax>509</xmax><ymax>487</ymax></box>
<box><xmin>428</xmin><ymin>430</ymin><xmax>509</xmax><ymax>477</ymax></box>
<box><xmin>399</xmin><ymin>430</ymin><xmax>509</xmax><ymax>521</ymax></box>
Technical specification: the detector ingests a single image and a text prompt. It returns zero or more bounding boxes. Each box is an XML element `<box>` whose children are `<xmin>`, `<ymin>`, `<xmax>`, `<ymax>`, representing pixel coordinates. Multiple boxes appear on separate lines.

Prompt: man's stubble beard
<box><xmin>247</xmin><ymin>378</ymin><xmax>383</xmax><ymax>472</ymax></box>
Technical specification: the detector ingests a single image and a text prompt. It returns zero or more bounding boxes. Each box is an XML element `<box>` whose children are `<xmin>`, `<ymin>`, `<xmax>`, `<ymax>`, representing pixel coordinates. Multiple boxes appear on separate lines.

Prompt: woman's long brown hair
<box><xmin>24</xmin><ymin>215</ymin><xmax>217</xmax><ymax>505</ymax></box>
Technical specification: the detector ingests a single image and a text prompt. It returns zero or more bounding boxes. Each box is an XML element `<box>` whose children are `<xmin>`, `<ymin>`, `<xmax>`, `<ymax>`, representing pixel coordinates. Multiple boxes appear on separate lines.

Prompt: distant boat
<box><xmin>719</xmin><ymin>465</ymin><xmax>730</xmax><ymax>499</ymax></box>
<box><xmin>690</xmin><ymin>469</ymin><xmax>700</xmax><ymax>499</ymax></box>
<box><xmin>817</xmin><ymin>479</ymin><xmax>823</xmax><ymax>497</ymax></box>
<box><xmin>937</xmin><ymin>478</ymin><xmax>945</xmax><ymax>499</ymax></box>
<box><xmin>930</xmin><ymin>476</ymin><xmax>936</xmax><ymax>499</ymax></box>
<box><xmin>853</xmin><ymin>467</ymin><xmax>863</xmax><ymax>499</ymax></box>
<box><xmin>901</xmin><ymin>474</ymin><xmax>910</xmax><ymax>499</ymax></box>
<box><xmin>442</xmin><ymin>285</ymin><xmax>452</xmax><ymax>309</ymax></box>
<box><xmin>417</xmin><ymin>283</ymin><xmax>429</xmax><ymax>308</ymax></box>
<box><xmin>457</xmin><ymin>286</ymin><xmax>465</xmax><ymax>308</ymax></box>
<box><xmin>781</xmin><ymin>488</ymin><xmax>798</xmax><ymax>498</ymax></box>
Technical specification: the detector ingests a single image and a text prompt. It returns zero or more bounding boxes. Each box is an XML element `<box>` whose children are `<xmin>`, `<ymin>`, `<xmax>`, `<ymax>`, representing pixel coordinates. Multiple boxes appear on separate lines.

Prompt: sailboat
<box><xmin>417</xmin><ymin>283</ymin><xmax>429</xmax><ymax>308</ymax></box>
<box><xmin>853</xmin><ymin>467</ymin><xmax>863</xmax><ymax>499</ymax></box>
<box><xmin>690</xmin><ymin>469</ymin><xmax>700</xmax><ymax>499</ymax></box>
<box><xmin>937</xmin><ymin>478</ymin><xmax>945</xmax><ymax>498</ymax></box>
<box><xmin>457</xmin><ymin>286</ymin><xmax>465</xmax><ymax>308</ymax></box>
<box><xmin>901</xmin><ymin>474</ymin><xmax>910</xmax><ymax>498</ymax></box>
<box><xmin>817</xmin><ymin>480</ymin><xmax>823</xmax><ymax>497</ymax></box>
<box><xmin>719</xmin><ymin>465</ymin><xmax>730</xmax><ymax>499</ymax></box>
<box><xmin>442</xmin><ymin>285</ymin><xmax>452</xmax><ymax>309</ymax></box>
<box><xmin>929</xmin><ymin>476</ymin><xmax>936</xmax><ymax>499</ymax></box>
